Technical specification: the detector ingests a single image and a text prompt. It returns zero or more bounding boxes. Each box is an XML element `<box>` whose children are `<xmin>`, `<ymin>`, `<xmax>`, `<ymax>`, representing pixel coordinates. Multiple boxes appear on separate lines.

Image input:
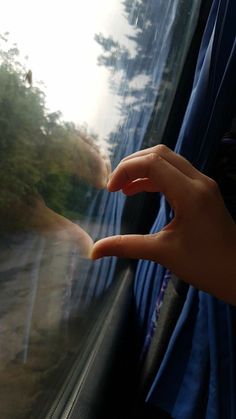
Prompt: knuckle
<box><xmin>200</xmin><ymin>176</ymin><xmax>220</xmax><ymax>199</ymax></box>
<box><xmin>147</xmin><ymin>152</ymin><xmax>160</xmax><ymax>162</ymax></box>
<box><xmin>204</xmin><ymin>177</ymin><xmax>220</xmax><ymax>194</ymax></box>
<box><xmin>146</xmin><ymin>152</ymin><xmax>161</xmax><ymax>173</ymax></box>
<box><xmin>193</xmin><ymin>176</ymin><xmax>220</xmax><ymax>208</ymax></box>
<box><xmin>154</xmin><ymin>144</ymin><xmax>170</xmax><ymax>156</ymax></box>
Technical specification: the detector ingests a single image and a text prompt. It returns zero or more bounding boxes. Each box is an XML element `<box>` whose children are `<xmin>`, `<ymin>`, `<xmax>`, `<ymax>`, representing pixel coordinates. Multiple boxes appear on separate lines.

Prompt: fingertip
<box><xmin>91</xmin><ymin>239</ymin><xmax>110</xmax><ymax>259</ymax></box>
<box><xmin>90</xmin><ymin>244</ymin><xmax>101</xmax><ymax>260</ymax></box>
<box><xmin>106</xmin><ymin>169</ymin><xmax>123</xmax><ymax>192</ymax></box>
<box><xmin>106</xmin><ymin>180</ymin><xmax>113</xmax><ymax>191</ymax></box>
<box><xmin>91</xmin><ymin>236</ymin><xmax>119</xmax><ymax>260</ymax></box>
<box><xmin>107</xmin><ymin>175</ymin><xmax>114</xmax><ymax>191</ymax></box>
<box><xmin>107</xmin><ymin>181</ymin><xmax>118</xmax><ymax>192</ymax></box>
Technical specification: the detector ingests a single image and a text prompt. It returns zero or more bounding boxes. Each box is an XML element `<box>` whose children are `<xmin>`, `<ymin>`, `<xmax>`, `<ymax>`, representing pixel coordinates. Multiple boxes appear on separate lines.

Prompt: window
<box><xmin>0</xmin><ymin>1</ymin><xmax>201</xmax><ymax>418</ymax></box>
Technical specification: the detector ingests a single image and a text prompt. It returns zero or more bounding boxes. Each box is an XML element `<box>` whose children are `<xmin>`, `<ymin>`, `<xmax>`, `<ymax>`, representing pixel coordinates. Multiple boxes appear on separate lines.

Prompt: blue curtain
<box><xmin>134</xmin><ymin>0</ymin><xmax>236</xmax><ymax>417</ymax></box>
<box><xmin>71</xmin><ymin>0</ymin><xmax>202</xmax><ymax>311</ymax></box>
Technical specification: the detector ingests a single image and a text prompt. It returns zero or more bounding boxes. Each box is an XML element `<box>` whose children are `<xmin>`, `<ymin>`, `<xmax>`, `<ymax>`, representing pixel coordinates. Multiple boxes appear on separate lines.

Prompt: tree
<box><xmin>0</xmin><ymin>33</ymin><xmax>110</xmax><ymax>234</ymax></box>
<box><xmin>94</xmin><ymin>0</ymin><xmax>194</xmax><ymax>154</ymax></box>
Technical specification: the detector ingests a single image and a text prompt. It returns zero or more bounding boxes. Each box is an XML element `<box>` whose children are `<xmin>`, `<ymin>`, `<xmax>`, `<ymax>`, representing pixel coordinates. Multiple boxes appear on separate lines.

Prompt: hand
<box><xmin>92</xmin><ymin>145</ymin><xmax>236</xmax><ymax>305</ymax></box>
<box><xmin>30</xmin><ymin>197</ymin><xmax>94</xmax><ymax>258</ymax></box>
<box><xmin>5</xmin><ymin>194</ymin><xmax>94</xmax><ymax>258</ymax></box>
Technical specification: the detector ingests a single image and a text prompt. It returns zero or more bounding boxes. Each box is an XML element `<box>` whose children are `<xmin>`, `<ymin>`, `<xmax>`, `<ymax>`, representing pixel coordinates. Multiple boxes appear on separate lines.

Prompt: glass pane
<box><xmin>0</xmin><ymin>1</ymin><xmax>200</xmax><ymax>417</ymax></box>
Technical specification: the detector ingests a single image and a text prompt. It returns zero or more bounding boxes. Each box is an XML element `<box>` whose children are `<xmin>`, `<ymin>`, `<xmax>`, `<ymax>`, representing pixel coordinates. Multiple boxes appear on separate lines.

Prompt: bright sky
<box><xmin>0</xmin><ymin>0</ymin><xmax>136</xmax><ymax>144</ymax></box>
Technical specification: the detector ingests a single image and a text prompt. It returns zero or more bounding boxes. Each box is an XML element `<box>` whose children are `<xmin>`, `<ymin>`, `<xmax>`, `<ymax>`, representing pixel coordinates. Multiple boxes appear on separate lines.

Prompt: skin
<box><xmin>92</xmin><ymin>145</ymin><xmax>236</xmax><ymax>305</ymax></box>
<box><xmin>4</xmin><ymin>194</ymin><xmax>94</xmax><ymax>258</ymax></box>
<box><xmin>1</xmin><ymin>135</ymin><xmax>110</xmax><ymax>258</ymax></box>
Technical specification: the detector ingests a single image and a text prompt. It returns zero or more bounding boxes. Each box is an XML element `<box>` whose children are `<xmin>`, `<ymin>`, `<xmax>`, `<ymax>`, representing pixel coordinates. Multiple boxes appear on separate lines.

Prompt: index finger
<box><xmin>107</xmin><ymin>153</ymin><xmax>193</xmax><ymax>210</ymax></box>
<box><xmin>121</xmin><ymin>145</ymin><xmax>202</xmax><ymax>180</ymax></box>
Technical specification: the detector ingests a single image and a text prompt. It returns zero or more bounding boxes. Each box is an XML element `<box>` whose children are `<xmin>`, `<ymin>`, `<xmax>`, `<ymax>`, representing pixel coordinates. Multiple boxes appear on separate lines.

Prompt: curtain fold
<box><xmin>134</xmin><ymin>0</ymin><xmax>236</xmax><ymax>417</ymax></box>
<box><xmin>72</xmin><ymin>0</ymin><xmax>202</xmax><ymax>310</ymax></box>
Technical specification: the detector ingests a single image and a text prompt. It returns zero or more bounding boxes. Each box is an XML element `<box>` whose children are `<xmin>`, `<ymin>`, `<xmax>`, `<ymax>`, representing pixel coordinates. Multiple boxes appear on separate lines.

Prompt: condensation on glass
<box><xmin>0</xmin><ymin>1</ymin><xmax>200</xmax><ymax>417</ymax></box>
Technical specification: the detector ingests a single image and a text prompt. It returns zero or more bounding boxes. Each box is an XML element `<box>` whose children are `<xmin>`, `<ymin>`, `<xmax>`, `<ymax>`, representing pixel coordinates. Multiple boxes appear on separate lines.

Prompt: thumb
<box><xmin>91</xmin><ymin>232</ymin><xmax>171</xmax><ymax>262</ymax></box>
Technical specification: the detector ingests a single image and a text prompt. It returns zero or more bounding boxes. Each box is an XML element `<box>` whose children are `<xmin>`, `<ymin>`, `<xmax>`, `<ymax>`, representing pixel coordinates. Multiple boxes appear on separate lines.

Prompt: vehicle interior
<box><xmin>0</xmin><ymin>0</ymin><xmax>235</xmax><ymax>418</ymax></box>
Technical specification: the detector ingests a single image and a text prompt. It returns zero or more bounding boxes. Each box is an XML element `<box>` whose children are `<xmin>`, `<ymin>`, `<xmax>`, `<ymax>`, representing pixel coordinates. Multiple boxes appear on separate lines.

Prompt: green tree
<box><xmin>0</xmin><ymin>33</ymin><xmax>109</xmax><ymax>232</ymax></box>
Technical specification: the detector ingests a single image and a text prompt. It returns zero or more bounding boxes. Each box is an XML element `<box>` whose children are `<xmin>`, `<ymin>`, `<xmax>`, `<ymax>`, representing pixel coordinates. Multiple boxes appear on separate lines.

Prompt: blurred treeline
<box><xmin>0</xmin><ymin>33</ymin><xmax>106</xmax><ymax>230</ymax></box>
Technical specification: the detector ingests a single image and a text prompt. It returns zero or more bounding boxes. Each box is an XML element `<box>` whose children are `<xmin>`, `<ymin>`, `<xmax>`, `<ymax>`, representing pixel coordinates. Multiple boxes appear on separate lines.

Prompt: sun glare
<box><xmin>0</xmin><ymin>0</ymin><xmax>135</xmax><ymax>140</ymax></box>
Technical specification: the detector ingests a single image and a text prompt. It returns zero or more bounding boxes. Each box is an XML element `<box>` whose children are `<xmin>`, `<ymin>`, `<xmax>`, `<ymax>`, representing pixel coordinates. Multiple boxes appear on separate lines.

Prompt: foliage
<box><xmin>0</xmin><ymin>33</ymin><xmax>100</xmax><ymax>228</ymax></box>
<box><xmin>94</xmin><ymin>0</ymin><xmax>163</xmax><ymax>160</ymax></box>
<box><xmin>94</xmin><ymin>0</ymin><xmax>193</xmax><ymax>156</ymax></box>
<box><xmin>94</xmin><ymin>0</ymin><xmax>168</xmax><ymax>103</ymax></box>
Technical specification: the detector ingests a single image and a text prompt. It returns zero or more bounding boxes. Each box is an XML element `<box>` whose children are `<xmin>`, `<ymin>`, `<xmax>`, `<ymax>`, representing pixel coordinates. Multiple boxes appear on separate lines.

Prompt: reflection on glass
<box><xmin>0</xmin><ymin>0</ymin><xmax>200</xmax><ymax>417</ymax></box>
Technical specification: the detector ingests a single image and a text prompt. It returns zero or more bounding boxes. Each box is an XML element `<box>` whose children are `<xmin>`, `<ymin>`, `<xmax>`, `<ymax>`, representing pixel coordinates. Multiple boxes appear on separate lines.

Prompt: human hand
<box><xmin>5</xmin><ymin>194</ymin><xmax>93</xmax><ymax>258</ymax></box>
<box><xmin>30</xmin><ymin>197</ymin><xmax>94</xmax><ymax>258</ymax></box>
<box><xmin>92</xmin><ymin>145</ymin><xmax>236</xmax><ymax>304</ymax></box>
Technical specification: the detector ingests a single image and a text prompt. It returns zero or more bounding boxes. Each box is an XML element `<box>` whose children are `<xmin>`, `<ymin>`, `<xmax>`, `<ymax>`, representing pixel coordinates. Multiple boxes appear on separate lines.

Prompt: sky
<box><xmin>0</xmin><ymin>0</ymin><xmax>136</xmax><ymax>146</ymax></box>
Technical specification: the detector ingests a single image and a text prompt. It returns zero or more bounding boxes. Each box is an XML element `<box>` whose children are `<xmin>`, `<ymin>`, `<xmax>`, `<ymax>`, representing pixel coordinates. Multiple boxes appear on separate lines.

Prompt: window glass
<box><xmin>0</xmin><ymin>1</ymin><xmax>200</xmax><ymax>417</ymax></box>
